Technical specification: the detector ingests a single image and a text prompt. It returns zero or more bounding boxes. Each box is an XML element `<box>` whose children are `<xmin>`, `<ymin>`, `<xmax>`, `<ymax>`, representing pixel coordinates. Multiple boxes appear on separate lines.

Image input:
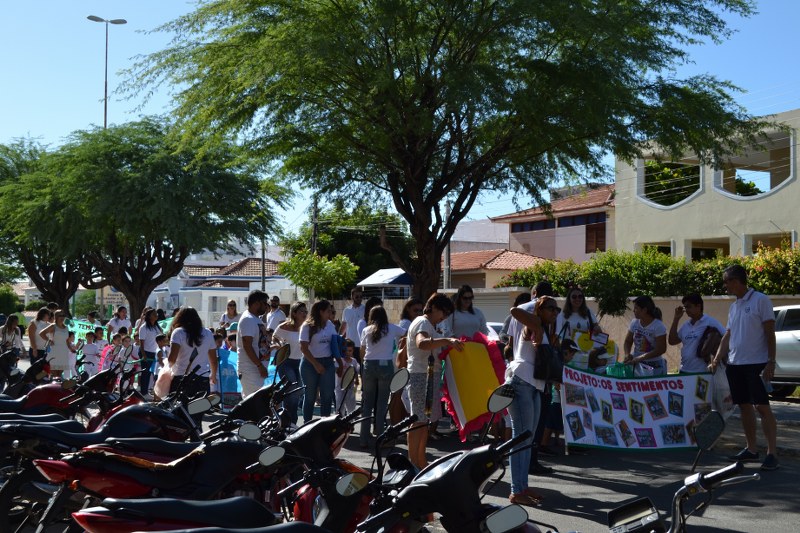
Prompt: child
<box><xmin>94</xmin><ymin>327</ymin><xmax>108</xmax><ymax>351</ymax></box>
<box><xmin>81</xmin><ymin>332</ymin><xmax>101</xmax><ymax>376</ymax></box>
<box><xmin>334</xmin><ymin>339</ymin><xmax>361</xmax><ymax>414</ymax></box>
<box><xmin>100</xmin><ymin>334</ymin><xmax>122</xmax><ymax>371</ymax></box>
<box><xmin>66</xmin><ymin>331</ymin><xmax>78</xmax><ymax>379</ymax></box>
<box><xmin>540</xmin><ymin>339</ymin><xmax>579</xmax><ymax>455</ymax></box>
<box><xmin>119</xmin><ymin>335</ymin><xmax>140</xmax><ymax>392</ymax></box>
<box><xmin>155</xmin><ymin>334</ymin><xmax>168</xmax><ymax>374</ymax></box>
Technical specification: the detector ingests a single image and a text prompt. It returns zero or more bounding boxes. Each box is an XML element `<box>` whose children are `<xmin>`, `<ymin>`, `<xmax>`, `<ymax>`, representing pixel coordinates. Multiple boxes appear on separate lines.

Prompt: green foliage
<box><xmin>0</xmin><ymin>264</ymin><xmax>23</xmax><ymax>285</ymax></box>
<box><xmin>0</xmin><ymin>284</ymin><xmax>19</xmax><ymax>315</ymax></box>
<box><xmin>499</xmin><ymin>259</ymin><xmax>582</xmax><ymax>297</ymax></box>
<box><xmin>278</xmin><ymin>250</ymin><xmax>359</xmax><ymax>299</ymax></box>
<box><xmin>74</xmin><ymin>291</ymin><xmax>98</xmax><ymax>319</ymax></box>
<box><xmin>643</xmin><ymin>161</ymin><xmax>700</xmax><ymax>206</ymax></box>
<box><xmin>128</xmin><ymin>0</ymin><xmax>768</xmax><ymax>298</ymax></box>
<box><xmin>25</xmin><ymin>300</ymin><xmax>47</xmax><ymax>311</ymax></box>
<box><xmin>734</xmin><ymin>176</ymin><xmax>763</xmax><ymax>196</ymax></box>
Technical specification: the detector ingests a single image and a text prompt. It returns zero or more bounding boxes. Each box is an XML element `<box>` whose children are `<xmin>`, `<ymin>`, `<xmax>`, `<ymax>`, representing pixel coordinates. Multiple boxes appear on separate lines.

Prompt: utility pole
<box><xmin>443</xmin><ymin>200</ymin><xmax>452</xmax><ymax>289</ymax></box>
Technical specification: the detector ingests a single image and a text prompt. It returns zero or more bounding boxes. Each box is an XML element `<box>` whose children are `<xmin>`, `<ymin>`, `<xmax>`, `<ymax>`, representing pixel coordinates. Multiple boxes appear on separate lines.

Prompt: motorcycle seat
<box><xmin>101</xmin><ymin>496</ymin><xmax>278</xmax><ymax>528</ymax></box>
<box><xmin>0</xmin><ymin>423</ymin><xmax>106</xmax><ymax>449</ymax></box>
<box><xmin>0</xmin><ymin>412</ymin><xmax>68</xmax><ymax>423</ymax></box>
<box><xmin>0</xmin><ymin>396</ymin><xmax>28</xmax><ymax>413</ymax></box>
<box><xmin>2</xmin><ymin>419</ymin><xmax>86</xmax><ymax>433</ymax></box>
<box><xmin>98</xmin><ymin>437</ymin><xmax>201</xmax><ymax>458</ymax></box>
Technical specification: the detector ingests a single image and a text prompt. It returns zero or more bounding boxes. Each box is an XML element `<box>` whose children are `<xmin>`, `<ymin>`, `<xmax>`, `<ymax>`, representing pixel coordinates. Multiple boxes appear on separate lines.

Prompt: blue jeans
<box><xmin>300</xmin><ymin>357</ymin><xmax>335</xmax><ymax>423</ymax></box>
<box><xmin>360</xmin><ymin>360</ymin><xmax>394</xmax><ymax>445</ymax></box>
<box><xmin>278</xmin><ymin>358</ymin><xmax>302</xmax><ymax>424</ymax></box>
<box><xmin>507</xmin><ymin>375</ymin><xmax>542</xmax><ymax>495</ymax></box>
<box><xmin>139</xmin><ymin>350</ymin><xmax>156</xmax><ymax>394</ymax></box>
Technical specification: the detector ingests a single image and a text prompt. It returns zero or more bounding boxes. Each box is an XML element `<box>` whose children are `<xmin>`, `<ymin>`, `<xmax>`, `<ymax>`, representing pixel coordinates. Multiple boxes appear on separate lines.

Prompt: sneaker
<box><xmin>760</xmin><ymin>454</ymin><xmax>779</xmax><ymax>471</ymax></box>
<box><xmin>529</xmin><ymin>463</ymin><xmax>555</xmax><ymax>475</ymax></box>
<box><xmin>728</xmin><ymin>448</ymin><xmax>760</xmax><ymax>462</ymax></box>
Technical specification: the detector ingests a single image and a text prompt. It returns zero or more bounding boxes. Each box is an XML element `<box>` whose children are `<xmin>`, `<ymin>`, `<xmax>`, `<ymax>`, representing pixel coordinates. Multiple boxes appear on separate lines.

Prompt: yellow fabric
<box><xmin>448</xmin><ymin>341</ymin><xmax>501</xmax><ymax>421</ymax></box>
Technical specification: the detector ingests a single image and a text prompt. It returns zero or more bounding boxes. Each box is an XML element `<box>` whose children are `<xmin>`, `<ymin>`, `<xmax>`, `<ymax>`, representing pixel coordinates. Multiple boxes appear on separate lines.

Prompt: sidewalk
<box><xmin>715</xmin><ymin>402</ymin><xmax>800</xmax><ymax>458</ymax></box>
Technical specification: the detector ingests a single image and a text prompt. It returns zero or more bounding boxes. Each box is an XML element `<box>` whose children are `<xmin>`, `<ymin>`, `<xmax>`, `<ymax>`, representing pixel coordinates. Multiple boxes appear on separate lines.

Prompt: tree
<box><xmin>2</xmin><ymin>118</ymin><xmax>290</xmax><ymax>318</ymax></box>
<box><xmin>278</xmin><ymin>250</ymin><xmax>359</xmax><ymax>299</ymax></box>
<box><xmin>280</xmin><ymin>202</ymin><xmax>415</xmax><ymax>283</ymax></box>
<box><xmin>130</xmin><ymin>0</ymin><xmax>769</xmax><ymax>298</ymax></box>
<box><xmin>73</xmin><ymin>290</ymin><xmax>98</xmax><ymax>319</ymax></box>
<box><xmin>643</xmin><ymin>161</ymin><xmax>701</xmax><ymax>206</ymax></box>
<box><xmin>0</xmin><ymin>284</ymin><xmax>19</xmax><ymax>316</ymax></box>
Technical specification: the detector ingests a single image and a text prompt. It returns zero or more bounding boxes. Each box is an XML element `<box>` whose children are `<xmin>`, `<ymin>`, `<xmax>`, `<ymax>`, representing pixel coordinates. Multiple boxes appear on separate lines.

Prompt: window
<box><xmin>560</xmin><ymin>212</ymin><xmax>605</xmax><ymax>228</ymax></box>
<box><xmin>715</xmin><ymin>130</ymin><xmax>793</xmax><ymax>198</ymax></box>
<box><xmin>779</xmin><ymin>308</ymin><xmax>800</xmax><ymax>332</ymax></box>
<box><xmin>585</xmin><ymin>223</ymin><xmax>606</xmax><ymax>253</ymax></box>
<box><xmin>511</xmin><ymin>219</ymin><xmax>556</xmax><ymax>233</ymax></box>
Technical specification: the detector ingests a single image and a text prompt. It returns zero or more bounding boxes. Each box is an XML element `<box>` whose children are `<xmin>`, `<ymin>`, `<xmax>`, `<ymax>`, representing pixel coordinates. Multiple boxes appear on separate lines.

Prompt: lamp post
<box><xmin>87</xmin><ymin>15</ymin><xmax>127</xmax><ymax>129</ymax></box>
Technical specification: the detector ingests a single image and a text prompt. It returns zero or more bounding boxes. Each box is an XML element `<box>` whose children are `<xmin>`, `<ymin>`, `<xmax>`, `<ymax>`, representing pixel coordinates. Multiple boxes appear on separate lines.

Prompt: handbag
<box><xmin>533</xmin><ymin>329</ymin><xmax>564</xmax><ymax>382</ymax></box>
<box><xmin>697</xmin><ymin>326</ymin><xmax>722</xmax><ymax>363</ymax></box>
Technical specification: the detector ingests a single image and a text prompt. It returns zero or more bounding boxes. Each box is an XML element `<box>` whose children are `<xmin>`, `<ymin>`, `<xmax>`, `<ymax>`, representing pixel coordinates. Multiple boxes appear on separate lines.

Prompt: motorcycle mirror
<box><xmin>186</xmin><ymin>397</ymin><xmax>213</xmax><ymax>415</ymax></box>
<box><xmin>487</xmin><ymin>384</ymin><xmax>515</xmax><ymax>413</ymax></box>
<box><xmin>237</xmin><ymin>423</ymin><xmax>262</xmax><ymax>441</ymax></box>
<box><xmin>389</xmin><ymin>368</ymin><xmax>410</xmax><ymax>393</ymax></box>
<box><xmin>340</xmin><ymin>365</ymin><xmax>356</xmax><ymax>391</ymax></box>
<box><xmin>61</xmin><ymin>379</ymin><xmax>78</xmax><ymax>390</ymax></box>
<box><xmin>335</xmin><ymin>472</ymin><xmax>369</xmax><ymax>497</ymax></box>
<box><xmin>484</xmin><ymin>504</ymin><xmax>529</xmax><ymax>533</ymax></box>
<box><xmin>207</xmin><ymin>393</ymin><xmax>222</xmax><ymax>407</ymax></box>
<box><xmin>258</xmin><ymin>446</ymin><xmax>286</xmax><ymax>467</ymax></box>
<box><xmin>695</xmin><ymin>410</ymin><xmax>725</xmax><ymax>450</ymax></box>
<box><xmin>273</xmin><ymin>344</ymin><xmax>291</xmax><ymax>368</ymax></box>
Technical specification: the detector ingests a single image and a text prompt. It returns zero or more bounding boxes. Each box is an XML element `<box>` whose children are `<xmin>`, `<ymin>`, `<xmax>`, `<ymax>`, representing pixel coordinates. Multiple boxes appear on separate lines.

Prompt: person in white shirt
<box><xmin>219</xmin><ymin>300</ymin><xmax>241</xmax><ymax>329</ymax></box>
<box><xmin>265</xmin><ymin>295</ymin><xmax>287</xmax><ymax>332</ymax></box>
<box><xmin>668</xmin><ymin>293</ymin><xmax>725</xmax><ymax>373</ymax></box>
<box><xmin>334</xmin><ymin>339</ymin><xmax>361</xmax><ymax>415</ymax></box>
<box><xmin>449</xmin><ymin>285</ymin><xmax>490</xmax><ymax>339</ymax></box>
<box><xmin>339</xmin><ymin>288</ymin><xmax>365</xmax><ymax>351</ymax></box>
<box><xmin>81</xmin><ymin>332</ymin><xmax>101</xmax><ymax>376</ymax></box>
<box><xmin>137</xmin><ymin>309</ymin><xmax>164</xmax><ymax>395</ymax></box>
<box><xmin>624</xmin><ymin>296</ymin><xmax>667</xmax><ymax>376</ymax></box>
<box><xmin>236</xmin><ymin>291</ymin><xmax>271</xmax><ymax>398</ymax></box>
<box><xmin>709</xmin><ymin>264</ymin><xmax>779</xmax><ymax>471</ymax></box>
<box><xmin>167</xmin><ymin>307</ymin><xmax>218</xmax><ymax>396</ymax></box>
<box><xmin>272</xmin><ymin>302</ymin><xmax>307</xmax><ymax>425</ymax></box>
<box><xmin>300</xmin><ymin>300</ymin><xmax>338</xmax><ymax>423</ymax></box>
<box><xmin>106</xmin><ymin>306</ymin><xmax>131</xmax><ymax>342</ymax></box>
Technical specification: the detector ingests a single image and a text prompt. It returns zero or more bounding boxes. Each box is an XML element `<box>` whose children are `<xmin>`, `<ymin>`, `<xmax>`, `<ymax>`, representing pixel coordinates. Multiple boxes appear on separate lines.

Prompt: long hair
<box><xmin>454</xmin><ymin>285</ymin><xmax>475</xmax><ymax>313</ymax></box>
<box><xmin>562</xmin><ymin>286</ymin><xmax>590</xmax><ymax>320</ymax></box>
<box><xmin>306</xmin><ymin>300</ymin><xmax>331</xmax><ymax>338</ymax></box>
<box><xmin>363</xmin><ymin>296</ymin><xmax>383</xmax><ymax>322</ymax></box>
<box><xmin>1</xmin><ymin>315</ymin><xmax>18</xmax><ymax>335</ymax></box>
<box><xmin>368</xmin><ymin>306</ymin><xmax>389</xmax><ymax>344</ymax></box>
<box><xmin>423</xmin><ymin>293</ymin><xmax>455</xmax><ymax>316</ymax></box>
<box><xmin>400</xmin><ymin>297</ymin><xmax>424</xmax><ymax>321</ymax></box>
<box><xmin>536</xmin><ymin>295</ymin><xmax>558</xmax><ymax>339</ymax></box>
<box><xmin>633</xmin><ymin>296</ymin><xmax>662</xmax><ymax>321</ymax></box>
<box><xmin>35</xmin><ymin>307</ymin><xmax>50</xmax><ymax>322</ymax></box>
<box><xmin>283</xmin><ymin>302</ymin><xmax>307</xmax><ymax>328</ymax></box>
<box><xmin>143</xmin><ymin>308</ymin><xmax>161</xmax><ymax>331</ymax></box>
<box><xmin>173</xmin><ymin>307</ymin><xmax>205</xmax><ymax>347</ymax></box>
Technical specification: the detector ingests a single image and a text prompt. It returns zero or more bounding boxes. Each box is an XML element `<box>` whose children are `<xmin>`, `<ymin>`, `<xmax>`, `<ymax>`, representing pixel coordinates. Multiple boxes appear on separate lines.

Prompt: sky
<box><xmin>2</xmin><ymin>0</ymin><xmax>799</xmax><ymax>233</ymax></box>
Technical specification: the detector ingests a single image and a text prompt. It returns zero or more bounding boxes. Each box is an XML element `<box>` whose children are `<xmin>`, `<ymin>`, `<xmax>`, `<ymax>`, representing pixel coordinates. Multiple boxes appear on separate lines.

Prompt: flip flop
<box><xmin>510</xmin><ymin>492</ymin><xmax>542</xmax><ymax>507</ymax></box>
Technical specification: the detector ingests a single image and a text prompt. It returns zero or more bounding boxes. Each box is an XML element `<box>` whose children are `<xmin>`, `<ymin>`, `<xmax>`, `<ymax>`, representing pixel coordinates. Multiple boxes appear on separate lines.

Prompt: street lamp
<box><xmin>87</xmin><ymin>15</ymin><xmax>127</xmax><ymax>129</ymax></box>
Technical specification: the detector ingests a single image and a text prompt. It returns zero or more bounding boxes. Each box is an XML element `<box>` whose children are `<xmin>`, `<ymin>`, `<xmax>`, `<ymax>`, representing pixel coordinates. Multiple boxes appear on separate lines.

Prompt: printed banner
<box><xmin>65</xmin><ymin>319</ymin><xmax>106</xmax><ymax>340</ymax></box>
<box><xmin>562</xmin><ymin>366</ymin><xmax>713</xmax><ymax>450</ymax></box>
<box><xmin>216</xmin><ymin>348</ymin><xmax>278</xmax><ymax>410</ymax></box>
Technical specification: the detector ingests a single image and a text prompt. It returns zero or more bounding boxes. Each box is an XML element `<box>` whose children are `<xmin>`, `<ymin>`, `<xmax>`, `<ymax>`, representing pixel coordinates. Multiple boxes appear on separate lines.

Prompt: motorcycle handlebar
<box><xmin>496</xmin><ymin>429</ymin><xmax>532</xmax><ymax>455</ymax></box>
<box><xmin>699</xmin><ymin>461</ymin><xmax>744</xmax><ymax>491</ymax></box>
<box><xmin>343</xmin><ymin>407</ymin><xmax>362</xmax><ymax>424</ymax></box>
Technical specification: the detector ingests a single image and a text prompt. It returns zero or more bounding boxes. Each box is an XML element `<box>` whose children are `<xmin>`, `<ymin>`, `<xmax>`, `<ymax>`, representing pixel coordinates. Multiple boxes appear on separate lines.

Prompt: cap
<box><xmin>227</xmin><ymin>322</ymin><xmax>238</xmax><ymax>333</ymax></box>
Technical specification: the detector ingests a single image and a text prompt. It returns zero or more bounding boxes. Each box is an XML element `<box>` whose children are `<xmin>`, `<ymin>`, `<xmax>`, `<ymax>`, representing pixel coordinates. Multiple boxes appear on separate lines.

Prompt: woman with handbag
<box><xmin>166</xmin><ymin>307</ymin><xmax>218</xmax><ymax>396</ymax></box>
<box><xmin>299</xmin><ymin>300</ymin><xmax>338</xmax><ymax>423</ymax></box>
<box><xmin>272</xmin><ymin>301</ymin><xmax>307</xmax><ymax>425</ymax></box>
<box><xmin>506</xmin><ymin>295</ymin><xmax>561</xmax><ymax>507</ymax></box>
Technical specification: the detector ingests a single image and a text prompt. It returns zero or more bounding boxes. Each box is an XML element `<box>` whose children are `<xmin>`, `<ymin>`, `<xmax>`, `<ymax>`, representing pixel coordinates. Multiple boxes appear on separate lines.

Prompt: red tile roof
<box><xmin>445</xmin><ymin>249</ymin><xmax>547</xmax><ymax>271</ymax></box>
<box><xmin>214</xmin><ymin>257</ymin><xmax>279</xmax><ymax>277</ymax></box>
<box><xmin>183</xmin><ymin>265</ymin><xmax>225</xmax><ymax>277</ymax></box>
<box><xmin>491</xmin><ymin>184</ymin><xmax>615</xmax><ymax>222</ymax></box>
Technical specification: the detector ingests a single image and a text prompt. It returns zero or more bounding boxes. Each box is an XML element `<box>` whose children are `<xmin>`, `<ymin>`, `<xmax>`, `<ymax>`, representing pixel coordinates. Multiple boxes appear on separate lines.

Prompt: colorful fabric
<box><xmin>439</xmin><ymin>332</ymin><xmax>506</xmax><ymax>442</ymax></box>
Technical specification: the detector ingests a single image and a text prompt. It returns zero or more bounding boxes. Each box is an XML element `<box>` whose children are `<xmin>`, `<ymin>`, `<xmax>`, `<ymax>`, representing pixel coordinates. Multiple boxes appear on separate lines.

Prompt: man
<box><xmin>237</xmin><ymin>290</ymin><xmax>271</xmax><ymax>397</ymax></box>
<box><xmin>340</xmin><ymin>288</ymin><xmax>364</xmax><ymax>349</ymax></box>
<box><xmin>106</xmin><ymin>306</ymin><xmax>131</xmax><ymax>341</ymax></box>
<box><xmin>709</xmin><ymin>265</ymin><xmax>779</xmax><ymax>471</ymax></box>
<box><xmin>506</xmin><ymin>281</ymin><xmax>556</xmax><ymax>477</ymax></box>
<box><xmin>668</xmin><ymin>293</ymin><xmax>725</xmax><ymax>373</ymax></box>
<box><xmin>264</xmin><ymin>295</ymin><xmax>287</xmax><ymax>333</ymax></box>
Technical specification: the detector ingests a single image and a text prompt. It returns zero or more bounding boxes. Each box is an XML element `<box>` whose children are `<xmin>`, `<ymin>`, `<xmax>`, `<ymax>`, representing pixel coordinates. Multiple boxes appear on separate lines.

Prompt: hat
<box><xmin>561</xmin><ymin>339</ymin><xmax>579</xmax><ymax>352</ymax></box>
<box><xmin>227</xmin><ymin>322</ymin><xmax>238</xmax><ymax>333</ymax></box>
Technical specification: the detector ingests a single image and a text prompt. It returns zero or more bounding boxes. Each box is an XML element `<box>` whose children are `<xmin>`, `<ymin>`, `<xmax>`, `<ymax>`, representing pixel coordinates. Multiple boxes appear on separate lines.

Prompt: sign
<box><xmin>562</xmin><ymin>366</ymin><xmax>713</xmax><ymax>450</ymax></box>
<box><xmin>65</xmin><ymin>319</ymin><xmax>106</xmax><ymax>340</ymax></box>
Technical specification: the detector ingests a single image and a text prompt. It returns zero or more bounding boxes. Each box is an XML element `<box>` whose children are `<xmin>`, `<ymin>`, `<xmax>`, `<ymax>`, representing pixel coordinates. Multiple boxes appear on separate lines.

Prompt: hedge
<box><xmin>496</xmin><ymin>244</ymin><xmax>800</xmax><ymax>316</ymax></box>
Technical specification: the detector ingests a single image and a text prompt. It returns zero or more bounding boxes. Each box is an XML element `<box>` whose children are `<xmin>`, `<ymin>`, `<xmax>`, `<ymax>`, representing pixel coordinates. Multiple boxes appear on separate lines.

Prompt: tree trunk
<box><xmin>19</xmin><ymin>251</ymin><xmax>82</xmax><ymax>317</ymax></box>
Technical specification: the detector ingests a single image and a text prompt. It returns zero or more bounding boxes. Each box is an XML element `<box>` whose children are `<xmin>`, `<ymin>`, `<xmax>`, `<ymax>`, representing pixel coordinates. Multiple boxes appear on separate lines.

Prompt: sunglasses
<box><xmin>462</xmin><ymin>295</ymin><xmax>474</xmax><ymax>300</ymax></box>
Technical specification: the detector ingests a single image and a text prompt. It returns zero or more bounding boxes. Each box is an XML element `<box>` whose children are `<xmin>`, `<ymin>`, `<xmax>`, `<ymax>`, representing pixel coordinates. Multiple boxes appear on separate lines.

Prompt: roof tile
<box><xmin>445</xmin><ymin>249</ymin><xmax>547</xmax><ymax>271</ymax></box>
<box><xmin>491</xmin><ymin>184</ymin><xmax>614</xmax><ymax>222</ymax></box>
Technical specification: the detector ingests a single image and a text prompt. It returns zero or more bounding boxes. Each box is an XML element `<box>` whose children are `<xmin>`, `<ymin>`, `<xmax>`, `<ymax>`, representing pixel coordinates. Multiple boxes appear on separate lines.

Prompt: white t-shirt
<box><xmin>273</xmin><ymin>327</ymin><xmax>302</xmax><ymax>360</ymax></box>
<box><xmin>629</xmin><ymin>319</ymin><xmax>667</xmax><ymax>356</ymax></box>
<box><xmin>237</xmin><ymin>310</ymin><xmax>270</xmax><ymax>373</ymax></box>
<box><xmin>507</xmin><ymin>300</ymin><xmax>537</xmax><ymax>352</ymax></box>
<box><xmin>406</xmin><ymin>316</ymin><xmax>440</xmax><ymax>373</ymax></box>
<box><xmin>81</xmin><ymin>342</ymin><xmax>101</xmax><ymax>373</ymax></box>
<box><xmin>556</xmin><ymin>309</ymin><xmax>597</xmax><ymax>339</ymax></box>
<box><xmin>335</xmin><ymin>357</ymin><xmax>361</xmax><ymax>388</ymax></box>
<box><xmin>450</xmin><ymin>308</ymin><xmax>489</xmax><ymax>339</ymax></box>
<box><xmin>507</xmin><ymin>325</ymin><xmax>547</xmax><ymax>391</ymax></box>
<box><xmin>299</xmin><ymin>320</ymin><xmax>337</xmax><ymax>358</ymax></box>
<box><xmin>265</xmin><ymin>308</ymin><xmax>287</xmax><ymax>331</ymax></box>
<box><xmin>677</xmin><ymin>315</ymin><xmax>726</xmax><ymax>373</ymax></box>
<box><xmin>170</xmin><ymin>327</ymin><xmax>216</xmax><ymax>376</ymax></box>
<box><xmin>342</xmin><ymin>305</ymin><xmax>365</xmax><ymax>347</ymax></box>
<box><xmin>137</xmin><ymin>323</ymin><xmax>163</xmax><ymax>353</ymax></box>
<box><xmin>727</xmin><ymin>289</ymin><xmax>774</xmax><ymax>365</ymax></box>
<box><xmin>107</xmin><ymin>317</ymin><xmax>132</xmax><ymax>336</ymax></box>
<box><xmin>219</xmin><ymin>312</ymin><xmax>241</xmax><ymax>327</ymax></box>
<box><xmin>360</xmin><ymin>323</ymin><xmax>407</xmax><ymax>361</ymax></box>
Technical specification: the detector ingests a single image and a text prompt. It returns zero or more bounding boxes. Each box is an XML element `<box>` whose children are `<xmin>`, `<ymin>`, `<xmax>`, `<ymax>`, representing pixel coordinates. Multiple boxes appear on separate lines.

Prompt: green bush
<box><xmin>0</xmin><ymin>284</ymin><xmax>19</xmax><ymax>315</ymax></box>
<box><xmin>496</xmin><ymin>244</ymin><xmax>800</xmax><ymax>316</ymax></box>
<box><xmin>25</xmin><ymin>299</ymin><xmax>47</xmax><ymax>311</ymax></box>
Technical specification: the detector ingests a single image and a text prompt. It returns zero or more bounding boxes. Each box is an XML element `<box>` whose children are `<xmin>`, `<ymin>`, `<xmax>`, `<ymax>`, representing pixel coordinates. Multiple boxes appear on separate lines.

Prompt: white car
<box><xmin>771</xmin><ymin>305</ymin><xmax>800</xmax><ymax>397</ymax></box>
<box><xmin>486</xmin><ymin>321</ymin><xmax>504</xmax><ymax>342</ymax></box>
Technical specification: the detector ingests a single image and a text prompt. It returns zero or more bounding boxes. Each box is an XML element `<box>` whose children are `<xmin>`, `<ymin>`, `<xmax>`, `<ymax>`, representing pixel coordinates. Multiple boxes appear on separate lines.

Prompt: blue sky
<box><xmin>2</xmin><ymin>1</ymin><xmax>798</xmax><ymax>231</ymax></box>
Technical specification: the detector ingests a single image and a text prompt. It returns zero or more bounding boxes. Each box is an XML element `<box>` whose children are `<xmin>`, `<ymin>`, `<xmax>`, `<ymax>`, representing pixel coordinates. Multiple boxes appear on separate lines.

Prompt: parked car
<box><xmin>486</xmin><ymin>321</ymin><xmax>504</xmax><ymax>342</ymax></box>
<box><xmin>771</xmin><ymin>305</ymin><xmax>800</xmax><ymax>397</ymax></box>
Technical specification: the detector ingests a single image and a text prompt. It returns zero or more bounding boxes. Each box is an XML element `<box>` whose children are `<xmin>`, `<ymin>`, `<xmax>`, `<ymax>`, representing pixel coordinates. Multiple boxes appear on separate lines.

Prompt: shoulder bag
<box><xmin>533</xmin><ymin>328</ymin><xmax>564</xmax><ymax>383</ymax></box>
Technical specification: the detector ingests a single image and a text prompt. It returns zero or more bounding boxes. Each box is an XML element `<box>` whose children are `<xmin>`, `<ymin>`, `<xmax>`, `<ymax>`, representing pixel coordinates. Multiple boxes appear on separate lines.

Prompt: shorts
<box><xmin>726</xmin><ymin>363</ymin><xmax>769</xmax><ymax>405</ymax></box>
<box><xmin>407</xmin><ymin>371</ymin><xmax>442</xmax><ymax>422</ymax></box>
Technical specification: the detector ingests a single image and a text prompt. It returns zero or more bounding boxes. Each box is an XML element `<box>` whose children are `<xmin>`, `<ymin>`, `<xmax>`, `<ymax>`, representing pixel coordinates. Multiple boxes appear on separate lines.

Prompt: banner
<box><xmin>65</xmin><ymin>319</ymin><xmax>106</xmax><ymax>340</ymax></box>
<box><xmin>562</xmin><ymin>366</ymin><xmax>713</xmax><ymax>450</ymax></box>
<box><xmin>216</xmin><ymin>348</ymin><xmax>278</xmax><ymax>411</ymax></box>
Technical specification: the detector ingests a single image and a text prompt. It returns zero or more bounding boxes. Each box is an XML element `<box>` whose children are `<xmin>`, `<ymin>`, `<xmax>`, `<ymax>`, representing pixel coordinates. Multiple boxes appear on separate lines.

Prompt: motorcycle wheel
<box><xmin>0</xmin><ymin>466</ymin><xmax>44</xmax><ymax>530</ymax></box>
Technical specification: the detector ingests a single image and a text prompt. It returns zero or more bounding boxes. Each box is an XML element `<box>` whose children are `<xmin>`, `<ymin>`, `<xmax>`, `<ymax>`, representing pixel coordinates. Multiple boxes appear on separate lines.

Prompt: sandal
<box><xmin>509</xmin><ymin>492</ymin><xmax>542</xmax><ymax>507</ymax></box>
<box><xmin>523</xmin><ymin>487</ymin><xmax>545</xmax><ymax>500</ymax></box>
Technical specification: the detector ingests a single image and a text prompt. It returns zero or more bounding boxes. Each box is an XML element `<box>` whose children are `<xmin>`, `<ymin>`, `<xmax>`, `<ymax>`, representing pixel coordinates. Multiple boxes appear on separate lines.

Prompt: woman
<box><xmin>624</xmin><ymin>296</ymin><xmax>668</xmax><ymax>376</ymax></box>
<box><xmin>359</xmin><ymin>306</ymin><xmax>407</xmax><ymax>448</ymax></box>
<box><xmin>1</xmin><ymin>315</ymin><xmax>24</xmax><ymax>358</ymax></box>
<box><xmin>506</xmin><ymin>295</ymin><xmax>561</xmax><ymax>506</ymax></box>
<box><xmin>406</xmin><ymin>293</ymin><xmax>463</xmax><ymax>469</ymax></box>
<box><xmin>137</xmin><ymin>309</ymin><xmax>163</xmax><ymax>396</ymax></box>
<box><xmin>392</xmin><ymin>297</ymin><xmax>424</xmax><ymax>423</ymax></box>
<box><xmin>167</xmin><ymin>307</ymin><xmax>218</xmax><ymax>395</ymax></box>
<box><xmin>134</xmin><ymin>307</ymin><xmax>154</xmax><ymax>333</ymax></box>
<box><xmin>39</xmin><ymin>310</ymin><xmax>72</xmax><ymax>378</ymax></box>
<box><xmin>27</xmin><ymin>307</ymin><xmax>51</xmax><ymax>362</ymax></box>
<box><xmin>273</xmin><ymin>302</ymin><xmax>307</xmax><ymax>425</ymax></box>
<box><xmin>219</xmin><ymin>300</ymin><xmax>241</xmax><ymax>328</ymax></box>
<box><xmin>450</xmin><ymin>285</ymin><xmax>489</xmax><ymax>338</ymax></box>
<box><xmin>357</xmin><ymin>297</ymin><xmax>384</xmax><ymax>342</ymax></box>
<box><xmin>299</xmin><ymin>300</ymin><xmax>337</xmax><ymax>423</ymax></box>
<box><xmin>556</xmin><ymin>287</ymin><xmax>601</xmax><ymax>339</ymax></box>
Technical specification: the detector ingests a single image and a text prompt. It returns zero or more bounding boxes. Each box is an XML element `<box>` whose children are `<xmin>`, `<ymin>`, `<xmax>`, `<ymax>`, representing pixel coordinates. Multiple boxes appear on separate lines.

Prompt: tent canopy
<box><xmin>357</xmin><ymin>268</ymin><xmax>413</xmax><ymax>287</ymax></box>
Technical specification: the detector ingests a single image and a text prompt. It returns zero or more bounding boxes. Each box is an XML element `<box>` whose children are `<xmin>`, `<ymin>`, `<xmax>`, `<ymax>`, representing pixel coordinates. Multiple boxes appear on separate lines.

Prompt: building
<box><xmin>449</xmin><ymin>219</ymin><xmax>509</xmax><ymax>253</ymax></box>
<box><xmin>444</xmin><ymin>249</ymin><xmax>547</xmax><ymax>289</ymax></box>
<box><xmin>491</xmin><ymin>184</ymin><xmax>615</xmax><ymax>262</ymax></box>
<box><xmin>614</xmin><ymin>108</ymin><xmax>798</xmax><ymax>259</ymax></box>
